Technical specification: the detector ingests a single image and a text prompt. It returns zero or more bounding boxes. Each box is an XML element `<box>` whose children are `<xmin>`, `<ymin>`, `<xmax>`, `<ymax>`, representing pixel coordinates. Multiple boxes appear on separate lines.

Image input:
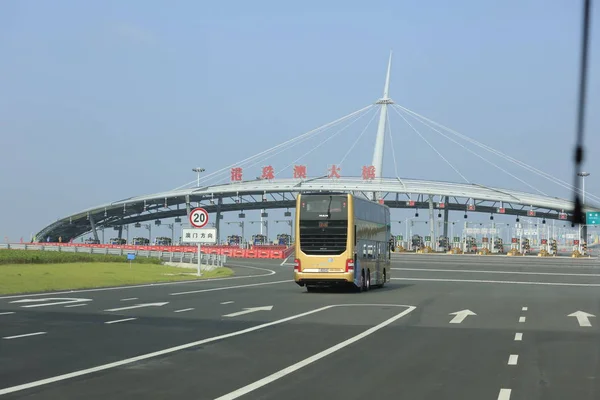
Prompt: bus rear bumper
<box><xmin>294</xmin><ymin>272</ymin><xmax>354</xmax><ymax>287</ymax></box>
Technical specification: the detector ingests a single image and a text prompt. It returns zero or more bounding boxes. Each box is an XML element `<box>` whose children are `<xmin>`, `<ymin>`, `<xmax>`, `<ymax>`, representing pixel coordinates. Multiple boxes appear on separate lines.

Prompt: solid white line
<box><xmin>522</xmin><ymin>307</ymin><xmax>528</xmax><ymax>311</ymax></box>
<box><xmin>498</xmin><ymin>388</ymin><xmax>512</xmax><ymax>400</ymax></box>
<box><xmin>0</xmin><ymin>263</ymin><xmax>277</xmax><ymax>300</ymax></box>
<box><xmin>0</xmin><ymin>303</ymin><xmax>415</xmax><ymax>396</ymax></box>
<box><xmin>514</xmin><ymin>333</ymin><xmax>523</xmax><ymax>341</ymax></box>
<box><xmin>221</xmin><ymin>301</ymin><xmax>234</xmax><ymax>305</ymax></box>
<box><xmin>170</xmin><ymin>280</ymin><xmax>292</xmax><ymax>296</ymax></box>
<box><xmin>280</xmin><ymin>256</ymin><xmax>290</xmax><ymax>266</ymax></box>
<box><xmin>0</xmin><ymin>312</ymin><xmax>15</xmax><ymax>315</ymax></box>
<box><xmin>391</xmin><ymin>277</ymin><xmax>600</xmax><ymax>287</ymax></box>
<box><xmin>174</xmin><ymin>308</ymin><xmax>194</xmax><ymax>313</ymax></box>
<box><xmin>120</xmin><ymin>298</ymin><xmax>138</xmax><ymax>302</ymax></box>
<box><xmin>64</xmin><ymin>304</ymin><xmax>87</xmax><ymax>308</ymax></box>
<box><xmin>104</xmin><ymin>318</ymin><xmax>137</xmax><ymax>325</ymax></box>
<box><xmin>214</xmin><ymin>305</ymin><xmax>416</xmax><ymax>400</ymax></box>
<box><xmin>519</xmin><ymin>316</ymin><xmax>526</xmax><ymax>323</ymax></box>
<box><xmin>3</xmin><ymin>332</ymin><xmax>46</xmax><ymax>340</ymax></box>
<box><xmin>392</xmin><ymin>267</ymin><xmax>600</xmax><ymax>277</ymax></box>
<box><xmin>508</xmin><ymin>354</ymin><xmax>519</xmax><ymax>365</ymax></box>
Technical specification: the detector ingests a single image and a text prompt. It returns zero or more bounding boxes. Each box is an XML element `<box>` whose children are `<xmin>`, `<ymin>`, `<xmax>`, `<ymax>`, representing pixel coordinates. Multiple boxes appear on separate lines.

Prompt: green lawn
<box><xmin>0</xmin><ymin>262</ymin><xmax>233</xmax><ymax>295</ymax></box>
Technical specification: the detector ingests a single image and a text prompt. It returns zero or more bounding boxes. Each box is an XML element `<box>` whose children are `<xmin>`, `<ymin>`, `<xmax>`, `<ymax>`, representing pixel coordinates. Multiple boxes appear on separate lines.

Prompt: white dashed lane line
<box><xmin>514</xmin><ymin>333</ymin><xmax>523</xmax><ymax>341</ymax></box>
<box><xmin>497</xmin><ymin>388</ymin><xmax>512</xmax><ymax>399</ymax></box>
<box><xmin>120</xmin><ymin>298</ymin><xmax>138</xmax><ymax>302</ymax></box>
<box><xmin>519</xmin><ymin>316</ymin><xmax>526</xmax><ymax>323</ymax></box>
<box><xmin>508</xmin><ymin>354</ymin><xmax>519</xmax><ymax>365</ymax></box>
<box><xmin>521</xmin><ymin>306</ymin><xmax>528</xmax><ymax>311</ymax></box>
<box><xmin>174</xmin><ymin>308</ymin><xmax>194</xmax><ymax>313</ymax></box>
<box><xmin>220</xmin><ymin>301</ymin><xmax>234</xmax><ymax>305</ymax></box>
<box><xmin>0</xmin><ymin>312</ymin><xmax>15</xmax><ymax>316</ymax></box>
<box><xmin>64</xmin><ymin>304</ymin><xmax>87</xmax><ymax>308</ymax></box>
<box><xmin>3</xmin><ymin>332</ymin><xmax>46</xmax><ymax>340</ymax></box>
<box><xmin>105</xmin><ymin>318</ymin><xmax>137</xmax><ymax>325</ymax></box>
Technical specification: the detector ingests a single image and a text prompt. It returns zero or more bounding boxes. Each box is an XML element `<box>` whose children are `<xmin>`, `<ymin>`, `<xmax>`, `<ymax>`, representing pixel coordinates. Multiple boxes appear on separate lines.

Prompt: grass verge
<box><xmin>0</xmin><ymin>263</ymin><xmax>233</xmax><ymax>295</ymax></box>
<box><xmin>0</xmin><ymin>249</ymin><xmax>162</xmax><ymax>265</ymax></box>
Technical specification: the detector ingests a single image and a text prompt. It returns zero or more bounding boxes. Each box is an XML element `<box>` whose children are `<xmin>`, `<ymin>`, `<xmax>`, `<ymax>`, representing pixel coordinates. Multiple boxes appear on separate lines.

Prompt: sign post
<box><xmin>188</xmin><ymin>208</ymin><xmax>211</xmax><ymax>276</ymax></box>
<box><xmin>127</xmin><ymin>253</ymin><xmax>136</xmax><ymax>269</ymax></box>
<box><xmin>182</xmin><ymin>227</ymin><xmax>217</xmax><ymax>276</ymax></box>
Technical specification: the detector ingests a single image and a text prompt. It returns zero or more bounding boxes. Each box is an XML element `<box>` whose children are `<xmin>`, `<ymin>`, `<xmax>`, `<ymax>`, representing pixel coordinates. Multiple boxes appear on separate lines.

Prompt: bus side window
<box><xmin>362</xmin><ymin>243</ymin><xmax>367</xmax><ymax>258</ymax></box>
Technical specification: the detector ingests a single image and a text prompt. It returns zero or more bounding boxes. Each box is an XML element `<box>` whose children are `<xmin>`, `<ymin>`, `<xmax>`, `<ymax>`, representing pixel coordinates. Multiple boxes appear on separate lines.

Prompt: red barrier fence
<box><xmin>15</xmin><ymin>243</ymin><xmax>294</xmax><ymax>259</ymax></box>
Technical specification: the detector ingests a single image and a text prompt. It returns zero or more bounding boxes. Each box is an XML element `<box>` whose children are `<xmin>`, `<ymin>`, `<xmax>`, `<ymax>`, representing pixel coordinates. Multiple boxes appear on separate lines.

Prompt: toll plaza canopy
<box><xmin>35</xmin><ymin>177</ymin><xmax>599</xmax><ymax>242</ymax></box>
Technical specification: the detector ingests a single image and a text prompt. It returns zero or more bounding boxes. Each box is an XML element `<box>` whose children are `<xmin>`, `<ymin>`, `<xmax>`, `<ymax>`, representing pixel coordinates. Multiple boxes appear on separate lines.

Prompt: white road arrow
<box><xmin>223</xmin><ymin>306</ymin><xmax>273</xmax><ymax>318</ymax></box>
<box><xmin>568</xmin><ymin>311</ymin><xmax>595</xmax><ymax>327</ymax></box>
<box><xmin>449</xmin><ymin>309</ymin><xmax>477</xmax><ymax>324</ymax></box>
<box><xmin>10</xmin><ymin>298</ymin><xmax>92</xmax><ymax>308</ymax></box>
<box><xmin>104</xmin><ymin>302</ymin><xmax>169</xmax><ymax>312</ymax></box>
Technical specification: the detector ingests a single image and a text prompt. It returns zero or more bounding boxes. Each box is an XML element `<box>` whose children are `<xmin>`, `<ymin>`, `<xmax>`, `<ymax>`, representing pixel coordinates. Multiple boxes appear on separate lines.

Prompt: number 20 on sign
<box><xmin>189</xmin><ymin>208</ymin><xmax>209</xmax><ymax>228</ymax></box>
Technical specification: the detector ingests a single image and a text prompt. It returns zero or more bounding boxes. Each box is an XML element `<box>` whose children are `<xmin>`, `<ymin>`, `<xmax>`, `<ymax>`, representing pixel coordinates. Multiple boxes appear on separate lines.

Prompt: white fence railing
<box><xmin>0</xmin><ymin>244</ymin><xmax>227</xmax><ymax>267</ymax></box>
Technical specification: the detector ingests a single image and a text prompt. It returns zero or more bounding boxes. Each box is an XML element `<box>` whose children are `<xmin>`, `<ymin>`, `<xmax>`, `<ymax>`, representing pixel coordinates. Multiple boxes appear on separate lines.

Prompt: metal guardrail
<box><xmin>0</xmin><ymin>244</ymin><xmax>226</xmax><ymax>267</ymax></box>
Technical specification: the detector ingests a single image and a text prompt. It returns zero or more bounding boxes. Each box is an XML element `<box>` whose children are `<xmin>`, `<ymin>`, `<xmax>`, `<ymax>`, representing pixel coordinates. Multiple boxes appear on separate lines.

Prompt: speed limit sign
<box><xmin>189</xmin><ymin>208</ymin><xmax>209</xmax><ymax>228</ymax></box>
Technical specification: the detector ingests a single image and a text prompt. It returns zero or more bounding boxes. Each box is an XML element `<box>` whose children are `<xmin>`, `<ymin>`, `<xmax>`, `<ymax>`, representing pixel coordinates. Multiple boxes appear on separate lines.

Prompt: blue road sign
<box><xmin>586</xmin><ymin>212</ymin><xmax>600</xmax><ymax>225</ymax></box>
<box><xmin>127</xmin><ymin>253</ymin><xmax>136</xmax><ymax>260</ymax></box>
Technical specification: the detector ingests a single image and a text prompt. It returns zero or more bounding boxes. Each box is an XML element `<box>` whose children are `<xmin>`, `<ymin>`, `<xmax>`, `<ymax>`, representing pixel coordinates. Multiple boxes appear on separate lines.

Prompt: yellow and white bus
<box><xmin>294</xmin><ymin>192</ymin><xmax>391</xmax><ymax>292</ymax></box>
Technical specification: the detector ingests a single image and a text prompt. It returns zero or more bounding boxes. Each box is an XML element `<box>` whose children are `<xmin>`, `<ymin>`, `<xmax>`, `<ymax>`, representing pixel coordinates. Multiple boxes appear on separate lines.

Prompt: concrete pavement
<box><xmin>1</xmin><ymin>255</ymin><xmax>600</xmax><ymax>399</ymax></box>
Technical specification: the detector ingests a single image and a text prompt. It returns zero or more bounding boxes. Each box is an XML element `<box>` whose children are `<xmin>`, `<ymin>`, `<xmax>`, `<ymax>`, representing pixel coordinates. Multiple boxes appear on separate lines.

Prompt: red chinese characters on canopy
<box><xmin>327</xmin><ymin>165</ymin><xmax>341</xmax><ymax>179</ymax></box>
<box><xmin>293</xmin><ymin>165</ymin><xmax>307</xmax><ymax>179</ymax></box>
<box><xmin>362</xmin><ymin>165</ymin><xmax>376</xmax><ymax>180</ymax></box>
<box><xmin>261</xmin><ymin>165</ymin><xmax>274</xmax><ymax>180</ymax></box>
<box><xmin>230</xmin><ymin>167</ymin><xmax>243</xmax><ymax>182</ymax></box>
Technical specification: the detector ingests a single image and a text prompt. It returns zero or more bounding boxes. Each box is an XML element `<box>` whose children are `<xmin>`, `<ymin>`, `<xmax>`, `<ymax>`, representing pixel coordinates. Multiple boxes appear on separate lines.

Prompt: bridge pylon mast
<box><xmin>372</xmin><ymin>51</ymin><xmax>394</xmax><ymax>200</ymax></box>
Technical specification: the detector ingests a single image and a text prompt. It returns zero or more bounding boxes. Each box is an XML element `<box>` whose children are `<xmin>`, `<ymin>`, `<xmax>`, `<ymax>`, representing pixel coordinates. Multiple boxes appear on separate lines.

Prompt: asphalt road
<box><xmin>2</xmin><ymin>254</ymin><xmax>600</xmax><ymax>399</ymax></box>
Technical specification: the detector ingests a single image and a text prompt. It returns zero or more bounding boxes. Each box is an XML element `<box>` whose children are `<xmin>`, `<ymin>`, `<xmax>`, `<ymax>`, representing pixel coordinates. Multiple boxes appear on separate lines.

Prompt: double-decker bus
<box><xmin>294</xmin><ymin>192</ymin><xmax>391</xmax><ymax>292</ymax></box>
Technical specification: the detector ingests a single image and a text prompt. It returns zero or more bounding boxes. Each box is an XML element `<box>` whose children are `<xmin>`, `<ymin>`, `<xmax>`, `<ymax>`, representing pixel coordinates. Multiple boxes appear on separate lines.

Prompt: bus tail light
<box><xmin>294</xmin><ymin>259</ymin><xmax>301</xmax><ymax>272</ymax></box>
<box><xmin>345</xmin><ymin>259</ymin><xmax>354</xmax><ymax>273</ymax></box>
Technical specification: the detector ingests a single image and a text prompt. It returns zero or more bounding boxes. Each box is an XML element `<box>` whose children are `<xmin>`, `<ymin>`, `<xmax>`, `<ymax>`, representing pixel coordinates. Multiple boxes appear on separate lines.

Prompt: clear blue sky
<box><xmin>1</xmin><ymin>0</ymin><xmax>599</xmax><ymax>242</ymax></box>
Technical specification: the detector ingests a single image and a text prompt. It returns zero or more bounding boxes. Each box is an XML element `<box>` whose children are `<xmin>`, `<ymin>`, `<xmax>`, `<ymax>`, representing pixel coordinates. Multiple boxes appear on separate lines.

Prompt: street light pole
<box><xmin>578</xmin><ymin>171</ymin><xmax>590</xmax><ymax>250</ymax></box>
<box><xmin>192</xmin><ymin>168</ymin><xmax>205</xmax><ymax>188</ymax></box>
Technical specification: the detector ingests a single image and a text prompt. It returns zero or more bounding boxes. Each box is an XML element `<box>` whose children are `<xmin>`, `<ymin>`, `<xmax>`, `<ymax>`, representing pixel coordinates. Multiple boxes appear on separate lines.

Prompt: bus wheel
<box><xmin>356</xmin><ymin>272</ymin><xmax>364</xmax><ymax>293</ymax></box>
<box><xmin>365</xmin><ymin>270</ymin><xmax>371</xmax><ymax>291</ymax></box>
<box><xmin>380</xmin><ymin>269</ymin><xmax>386</xmax><ymax>288</ymax></box>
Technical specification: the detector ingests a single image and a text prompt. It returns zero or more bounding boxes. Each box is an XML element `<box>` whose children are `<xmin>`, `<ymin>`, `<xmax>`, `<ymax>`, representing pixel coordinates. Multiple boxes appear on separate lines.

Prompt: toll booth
<box><xmin>411</xmin><ymin>235</ymin><xmax>424</xmax><ymax>251</ymax></box>
<box><xmin>438</xmin><ymin>236</ymin><xmax>449</xmax><ymax>251</ymax></box>
<box><xmin>227</xmin><ymin>235</ymin><xmax>242</xmax><ymax>246</ymax></box>
<box><xmin>481</xmin><ymin>237</ymin><xmax>490</xmax><ymax>252</ymax></box>
<box><xmin>538</xmin><ymin>239</ymin><xmax>549</xmax><ymax>257</ymax></box>
<box><xmin>132</xmin><ymin>237</ymin><xmax>150</xmax><ymax>245</ymax></box>
<box><xmin>155</xmin><ymin>237</ymin><xmax>172</xmax><ymax>246</ymax></box>
<box><xmin>109</xmin><ymin>238</ymin><xmax>126</xmax><ymax>245</ymax></box>
<box><xmin>464</xmin><ymin>236</ymin><xmax>477</xmax><ymax>253</ymax></box>
<box><xmin>277</xmin><ymin>234</ymin><xmax>291</xmax><ymax>246</ymax></box>
<box><xmin>424</xmin><ymin>236</ymin><xmax>433</xmax><ymax>250</ymax></box>
<box><xmin>493</xmin><ymin>238</ymin><xmax>504</xmax><ymax>253</ymax></box>
<box><xmin>252</xmin><ymin>234</ymin><xmax>267</xmax><ymax>246</ymax></box>
<box><xmin>521</xmin><ymin>238</ymin><xmax>531</xmax><ymax>254</ymax></box>
<box><xmin>550</xmin><ymin>239</ymin><xmax>558</xmax><ymax>256</ymax></box>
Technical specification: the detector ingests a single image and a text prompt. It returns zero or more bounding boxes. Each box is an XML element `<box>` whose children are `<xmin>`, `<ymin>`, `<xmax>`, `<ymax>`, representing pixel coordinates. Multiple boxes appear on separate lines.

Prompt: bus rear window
<box><xmin>300</xmin><ymin>195</ymin><xmax>347</xmax><ymax>220</ymax></box>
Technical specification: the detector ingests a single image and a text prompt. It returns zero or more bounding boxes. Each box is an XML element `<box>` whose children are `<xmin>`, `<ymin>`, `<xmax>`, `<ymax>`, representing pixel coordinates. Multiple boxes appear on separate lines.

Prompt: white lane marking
<box><xmin>170</xmin><ymin>280</ymin><xmax>291</xmax><ymax>296</ymax></box>
<box><xmin>64</xmin><ymin>304</ymin><xmax>87</xmax><ymax>308</ymax></box>
<box><xmin>120</xmin><ymin>298</ymin><xmax>138</xmax><ymax>302</ymax></box>
<box><xmin>392</xmin><ymin>267</ymin><xmax>600</xmax><ymax>277</ymax></box>
<box><xmin>220</xmin><ymin>301</ymin><xmax>234</xmax><ymax>305</ymax></box>
<box><xmin>174</xmin><ymin>308</ymin><xmax>194</xmax><ymax>313</ymax></box>
<box><xmin>0</xmin><ymin>263</ymin><xmax>277</xmax><ymax>300</ymax></box>
<box><xmin>568</xmin><ymin>311</ymin><xmax>595</xmax><ymax>327</ymax></box>
<box><xmin>214</xmin><ymin>305</ymin><xmax>416</xmax><ymax>400</ymax></box>
<box><xmin>10</xmin><ymin>298</ymin><xmax>91</xmax><ymax>308</ymax></box>
<box><xmin>104</xmin><ymin>302</ymin><xmax>168</xmax><ymax>312</ymax></box>
<box><xmin>514</xmin><ymin>333</ymin><xmax>523</xmax><ymax>341</ymax></box>
<box><xmin>0</xmin><ymin>303</ymin><xmax>415</xmax><ymax>396</ymax></box>
<box><xmin>498</xmin><ymin>388</ymin><xmax>512</xmax><ymax>400</ymax></box>
<box><xmin>391</xmin><ymin>277</ymin><xmax>600</xmax><ymax>287</ymax></box>
<box><xmin>280</xmin><ymin>256</ymin><xmax>290</xmax><ymax>266</ymax></box>
<box><xmin>223</xmin><ymin>306</ymin><xmax>273</xmax><ymax>318</ymax></box>
<box><xmin>104</xmin><ymin>318</ymin><xmax>137</xmax><ymax>325</ymax></box>
<box><xmin>0</xmin><ymin>312</ymin><xmax>15</xmax><ymax>315</ymax></box>
<box><xmin>3</xmin><ymin>332</ymin><xmax>46</xmax><ymax>340</ymax></box>
<box><xmin>508</xmin><ymin>354</ymin><xmax>519</xmax><ymax>365</ymax></box>
<box><xmin>519</xmin><ymin>316</ymin><xmax>526</xmax><ymax>323</ymax></box>
<box><xmin>522</xmin><ymin>307</ymin><xmax>528</xmax><ymax>311</ymax></box>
